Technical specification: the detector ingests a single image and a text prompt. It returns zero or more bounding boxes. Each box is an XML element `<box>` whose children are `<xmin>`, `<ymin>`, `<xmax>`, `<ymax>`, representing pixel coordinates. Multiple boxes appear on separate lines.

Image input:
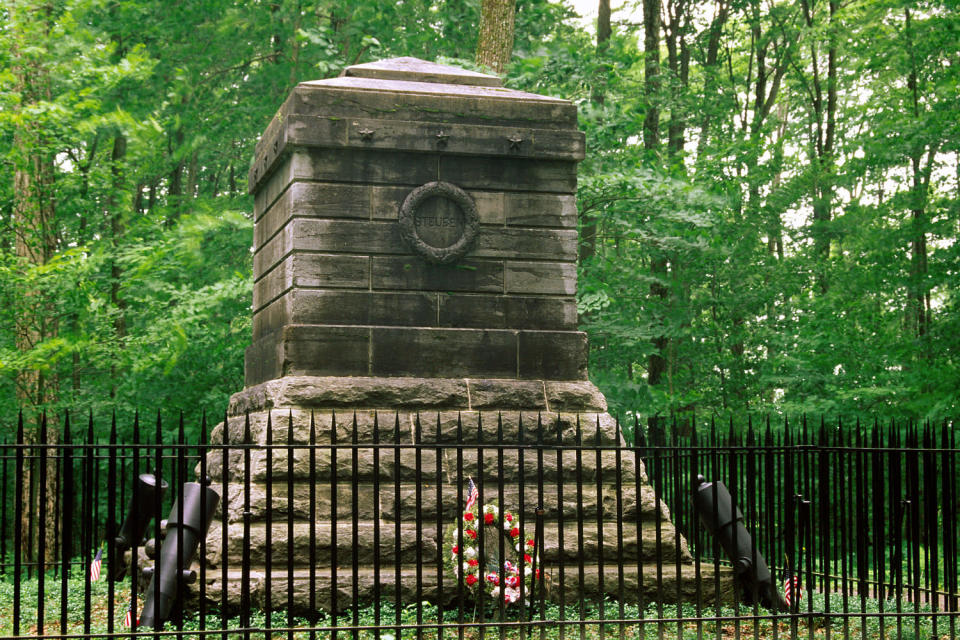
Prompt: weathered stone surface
<box><xmin>344</xmin><ymin>57</ymin><xmax>503</xmax><ymax>87</ymax></box>
<box><xmin>254</xmin><ymin>182</ymin><xmax>371</xmax><ymax>246</ymax></box>
<box><xmin>545</xmin><ymin>381</ymin><xmax>608</xmax><ymax>412</ymax></box>
<box><xmin>405</xmin><ymin>410</ymin><xmax>625</xmax><ymax>446</ymax></box>
<box><xmin>229</xmin><ymin>384</ymin><xmax>609</xmax><ymax>416</ymax></box>
<box><xmin>218</xmin><ymin>482</ymin><xmax>380</xmax><ymax>523</ymax></box>
<box><xmin>255</xmin><ymin>218</ymin><xmax>578</xmax><ymax>278</ymax></box>
<box><xmin>206</xmin><ymin>520</ymin><xmax>686</xmax><ymax>569</ymax></box>
<box><xmin>202</xmin><ymin>438</ymin><xmax>639</xmax><ymax>486</ymax></box>
<box><xmin>372</xmin><ymin>256</ymin><xmax>504</xmax><ymax>293</ymax></box>
<box><xmin>438</xmin><ymin>294</ymin><xmax>577</xmax><ymax>331</ymax></box>
<box><xmin>258</xmin><ymin>290</ymin><xmax>438</xmax><ymax>334</ymax></box>
<box><xmin>272</xmin><ymin>148</ymin><xmax>578</xmax><ymax>196</ymax></box>
<box><xmin>204</xmin><ymin>446</ymin><xmax>441</xmax><ymax>484</ymax></box>
<box><xmin>253</xmin><ymin>254</ymin><xmax>370</xmax><ymax>315</ymax></box>
<box><xmin>206</xmin><ymin>522</ymin><xmax>435</xmax><ymax>567</ymax></box>
<box><xmin>467</xmin><ymin>380</ymin><xmax>546</xmax><ymax>410</ymax></box>
<box><xmin>201</xmin><ymin>562</ymin><xmax>734</xmax><ymax>613</ymax></box>
<box><xmin>293</xmin><ymin>73</ymin><xmax>577</xmax><ymax>128</ymax></box>
<box><xmin>277</xmin><ymin>325</ymin><xmax>371</xmax><ymax>378</ymax></box>
<box><xmin>474</xmin><ymin>227</ymin><xmax>577</xmax><ymax>261</ymax></box>
<box><xmin>505</xmin><ymin>193</ymin><xmax>577</xmax><ymax>228</ymax></box>
<box><xmin>244</xmin><ymin>331</ymin><xmax>282</xmax><ymax>388</ymax></box>
<box><xmin>211</xmin><ymin>410</ymin><xmax>416</xmax><ymax>445</ymax></box>
<box><xmin>370</xmin><ymin>328</ymin><xmax>518</xmax><ymax>378</ymax></box>
<box><xmin>379</xmin><ymin>483</ymin><xmax>664</xmax><ymax>522</ymax></box>
<box><xmin>505</xmin><ymin>261</ymin><xmax>577</xmax><ymax>295</ymax></box>
<box><xmin>229</xmin><ymin>377</ymin><xmax>470</xmax><ymax>414</ymax></box>
<box><xmin>518</xmin><ymin>331</ymin><xmax>588</xmax><ymax>380</ymax></box>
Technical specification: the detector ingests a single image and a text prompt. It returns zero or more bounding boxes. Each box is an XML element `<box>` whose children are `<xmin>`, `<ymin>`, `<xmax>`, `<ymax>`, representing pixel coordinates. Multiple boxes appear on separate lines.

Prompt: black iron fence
<box><xmin>0</xmin><ymin>411</ymin><xmax>957</xmax><ymax>640</ymax></box>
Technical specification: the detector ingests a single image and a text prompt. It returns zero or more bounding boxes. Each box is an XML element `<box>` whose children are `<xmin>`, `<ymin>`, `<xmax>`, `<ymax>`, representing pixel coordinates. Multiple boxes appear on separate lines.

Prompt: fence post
<box><xmin>13</xmin><ymin>412</ymin><xmax>24</xmax><ymax>637</ymax></box>
<box><xmin>59</xmin><ymin>411</ymin><xmax>73</xmax><ymax>635</ymax></box>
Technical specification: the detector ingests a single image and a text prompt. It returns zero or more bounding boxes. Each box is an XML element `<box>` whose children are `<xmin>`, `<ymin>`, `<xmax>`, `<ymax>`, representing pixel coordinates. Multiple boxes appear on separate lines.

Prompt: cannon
<box><xmin>139</xmin><ymin>479</ymin><xmax>219</xmax><ymax>629</ymax></box>
<box><xmin>692</xmin><ymin>474</ymin><xmax>788</xmax><ymax>611</ymax></box>
<box><xmin>111</xmin><ymin>473</ymin><xmax>169</xmax><ymax>580</ymax></box>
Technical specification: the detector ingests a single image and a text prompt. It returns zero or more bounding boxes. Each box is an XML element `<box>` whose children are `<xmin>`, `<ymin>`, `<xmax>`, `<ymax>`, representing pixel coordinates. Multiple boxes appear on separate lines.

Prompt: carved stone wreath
<box><xmin>398</xmin><ymin>181</ymin><xmax>479</xmax><ymax>265</ymax></box>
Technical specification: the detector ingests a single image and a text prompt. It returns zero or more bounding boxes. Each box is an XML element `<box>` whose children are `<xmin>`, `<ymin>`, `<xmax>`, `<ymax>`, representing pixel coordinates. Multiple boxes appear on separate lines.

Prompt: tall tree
<box><xmin>476</xmin><ymin>0</ymin><xmax>517</xmax><ymax>73</ymax></box>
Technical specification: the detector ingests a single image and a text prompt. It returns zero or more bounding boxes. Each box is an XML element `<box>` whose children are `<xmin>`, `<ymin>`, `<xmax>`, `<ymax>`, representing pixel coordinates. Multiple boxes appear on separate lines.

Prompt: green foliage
<box><xmin>1</xmin><ymin>0</ymin><xmax>959</xmax><ymax>430</ymax></box>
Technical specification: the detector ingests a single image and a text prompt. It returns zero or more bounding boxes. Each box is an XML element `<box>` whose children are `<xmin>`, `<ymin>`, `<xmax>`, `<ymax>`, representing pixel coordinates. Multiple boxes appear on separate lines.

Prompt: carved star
<box><xmin>436</xmin><ymin>130</ymin><xmax>450</xmax><ymax>147</ymax></box>
<box><xmin>358</xmin><ymin>128</ymin><xmax>375</xmax><ymax>141</ymax></box>
<box><xmin>508</xmin><ymin>135</ymin><xmax>524</xmax><ymax>151</ymax></box>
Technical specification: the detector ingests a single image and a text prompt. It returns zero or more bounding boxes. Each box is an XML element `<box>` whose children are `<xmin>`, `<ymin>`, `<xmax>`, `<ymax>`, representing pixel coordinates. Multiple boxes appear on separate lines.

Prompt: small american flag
<box><xmin>465</xmin><ymin>477</ymin><xmax>479</xmax><ymax>510</ymax></box>
<box><xmin>784</xmin><ymin>574</ymin><xmax>801</xmax><ymax>607</ymax></box>
<box><xmin>90</xmin><ymin>548</ymin><xmax>103</xmax><ymax>582</ymax></box>
<box><xmin>123</xmin><ymin>604</ymin><xmax>134</xmax><ymax>627</ymax></box>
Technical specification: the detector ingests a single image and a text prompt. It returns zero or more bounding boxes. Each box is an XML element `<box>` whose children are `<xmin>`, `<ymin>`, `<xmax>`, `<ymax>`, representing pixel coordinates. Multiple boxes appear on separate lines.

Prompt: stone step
<box><xmin>204</xmin><ymin>446</ymin><xmax>641</xmax><ymax>485</ymax></box>
<box><xmin>213</xmin><ymin>410</ymin><xmax>624</xmax><ymax>447</ymax></box>
<box><xmin>198</xmin><ymin>562</ymin><xmax>735</xmax><ymax>613</ymax></box>
<box><xmin>215</xmin><ymin>481</ymin><xmax>669</xmax><ymax>524</ymax></box>
<box><xmin>204</xmin><ymin>519</ymin><xmax>691</xmax><ymax>568</ymax></box>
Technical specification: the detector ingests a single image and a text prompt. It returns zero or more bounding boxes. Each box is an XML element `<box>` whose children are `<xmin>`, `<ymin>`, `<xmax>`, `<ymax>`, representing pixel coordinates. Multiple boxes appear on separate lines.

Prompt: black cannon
<box><xmin>111</xmin><ymin>473</ymin><xmax>169</xmax><ymax>580</ymax></box>
<box><xmin>139</xmin><ymin>479</ymin><xmax>219</xmax><ymax>629</ymax></box>
<box><xmin>692</xmin><ymin>474</ymin><xmax>788</xmax><ymax>611</ymax></box>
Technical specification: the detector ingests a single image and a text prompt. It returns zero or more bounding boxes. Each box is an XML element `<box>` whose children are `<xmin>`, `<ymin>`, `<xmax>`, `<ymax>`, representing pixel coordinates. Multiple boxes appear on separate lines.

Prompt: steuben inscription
<box><xmin>398</xmin><ymin>181</ymin><xmax>479</xmax><ymax>264</ymax></box>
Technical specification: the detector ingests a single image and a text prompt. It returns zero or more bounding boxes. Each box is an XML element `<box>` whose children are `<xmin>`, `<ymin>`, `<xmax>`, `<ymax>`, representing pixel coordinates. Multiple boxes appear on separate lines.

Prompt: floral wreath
<box><xmin>446</xmin><ymin>484</ymin><xmax>540</xmax><ymax>606</ymax></box>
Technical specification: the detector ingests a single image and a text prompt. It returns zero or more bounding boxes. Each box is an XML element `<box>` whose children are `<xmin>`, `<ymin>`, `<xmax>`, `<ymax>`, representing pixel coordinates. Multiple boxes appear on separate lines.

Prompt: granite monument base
<box><xmin>200</xmin><ymin>376</ymin><xmax>733</xmax><ymax>612</ymax></box>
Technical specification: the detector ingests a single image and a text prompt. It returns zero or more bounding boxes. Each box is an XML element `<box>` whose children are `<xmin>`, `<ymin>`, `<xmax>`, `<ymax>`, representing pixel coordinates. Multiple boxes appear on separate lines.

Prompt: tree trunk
<box><xmin>581</xmin><ymin>0</ymin><xmax>612</xmax><ymax>266</ymax></box>
<box><xmin>643</xmin><ymin>0</ymin><xmax>669</xmax><ymax>428</ymax></box>
<box><xmin>476</xmin><ymin>0</ymin><xmax>516</xmax><ymax>74</ymax></box>
<box><xmin>11</xmin><ymin>0</ymin><xmax>60</xmax><ymax>566</ymax></box>
<box><xmin>642</xmin><ymin>0</ymin><xmax>661</xmax><ymax>152</ymax></box>
<box><xmin>109</xmin><ymin>134</ymin><xmax>128</xmax><ymax>398</ymax></box>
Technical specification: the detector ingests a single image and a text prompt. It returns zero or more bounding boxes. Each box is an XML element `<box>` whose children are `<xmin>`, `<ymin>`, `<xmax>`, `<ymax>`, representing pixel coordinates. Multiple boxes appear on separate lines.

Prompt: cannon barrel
<box><xmin>111</xmin><ymin>473</ymin><xmax>169</xmax><ymax>581</ymax></box>
<box><xmin>116</xmin><ymin>473</ymin><xmax>169</xmax><ymax>551</ymax></box>
<box><xmin>139</xmin><ymin>481</ymin><xmax>219</xmax><ymax>629</ymax></box>
<box><xmin>692</xmin><ymin>474</ymin><xmax>788</xmax><ymax>611</ymax></box>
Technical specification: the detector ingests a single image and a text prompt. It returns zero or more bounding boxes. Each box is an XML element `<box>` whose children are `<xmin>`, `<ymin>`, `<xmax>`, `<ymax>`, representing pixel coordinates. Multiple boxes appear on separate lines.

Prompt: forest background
<box><xmin>1</xmin><ymin>0</ymin><xmax>958</xmax><ymax>436</ymax></box>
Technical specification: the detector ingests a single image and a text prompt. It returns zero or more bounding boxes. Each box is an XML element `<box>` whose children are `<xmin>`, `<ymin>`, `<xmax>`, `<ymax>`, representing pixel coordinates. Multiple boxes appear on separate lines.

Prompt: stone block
<box><xmin>204</xmin><ymin>446</ymin><xmax>440</xmax><ymax>484</ymax></box>
<box><xmin>438</xmin><ymin>294</ymin><xmax>576</xmax><ymax>331</ymax></box>
<box><xmin>474</xmin><ymin>228</ymin><xmax>577</xmax><ymax>261</ymax></box>
<box><xmin>206</xmin><ymin>521</ymin><xmax>434</xmax><ymax>567</ymax></box>
<box><xmin>253</xmin><ymin>254</ymin><xmax>370</xmax><ymax>319</ymax></box>
<box><xmin>372</xmin><ymin>257</ymin><xmax>503</xmax><ymax>293</ymax></box>
<box><xmin>257</xmin><ymin>290</ymin><xmax>437</xmax><ymax>334</ymax></box>
<box><xmin>379</xmin><ymin>483</ymin><xmax>664</xmax><ymax>523</ymax></box>
<box><xmin>245</xmin><ymin>331</ymin><xmax>282</xmax><ymax>387</ymax></box>
<box><xmin>505</xmin><ymin>193</ymin><xmax>576</xmax><ymax>228</ymax></box>
<box><xmin>438</xmin><ymin>155</ymin><xmax>577</xmax><ymax>194</ymax></box>
<box><xmin>279</xmin><ymin>325</ymin><xmax>371</xmax><ymax>378</ymax></box>
<box><xmin>228</xmin><ymin>377</ymin><xmax>470</xmax><ymax>414</ymax></box>
<box><xmin>545</xmin><ymin>381</ymin><xmax>608</xmax><ymax>412</ymax></box>
<box><xmin>254</xmin><ymin>182</ymin><xmax>372</xmax><ymax>250</ymax></box>
<box><xmin>466</xmin><ymin>380</ymin><xmax>546</xmax><ymax>409</ymax></box>
<box><xmin>218</xmin><ymin>482</ymin><xmax>380</xmax><ymax>523</ymax></box>
<box><xmin>209</xmin><ymin>410</ymin><xmax>416</xmax><ymax>445</ymax></box>
<box><xmin>290</xmin><ymin>75</ymin><xmax>579</xmax><ymax>129</ymax></box>
<box><xmin>290</xmin><ymin>147</ymin><xmax>438</xmax><ymax>188</ymax></box>
<box><xmin>253</xmin><ymin>160</ymin><xmax>294</xmax><ymax>219</ymax></box>
<box><xmin>505</xmin><ymin>261</ymin><xmax>577</xmax><ymax>295</ymax></box>
<box><xmin>370</xmin><ymin>328</ymin><xmax>518</xmax><ymax>378</ymax></box>
<box><xmin>518</xmin><ymin>331</ymin><xmax>588</xmax><ymax>380</ymax></box>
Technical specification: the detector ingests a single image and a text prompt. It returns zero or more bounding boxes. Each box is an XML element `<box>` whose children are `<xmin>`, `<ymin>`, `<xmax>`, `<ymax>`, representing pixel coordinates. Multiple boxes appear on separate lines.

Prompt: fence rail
<box><xmin>0</xmin><ymin>411</ymin><xmax>957</xmax><ymax>640</ymax></box>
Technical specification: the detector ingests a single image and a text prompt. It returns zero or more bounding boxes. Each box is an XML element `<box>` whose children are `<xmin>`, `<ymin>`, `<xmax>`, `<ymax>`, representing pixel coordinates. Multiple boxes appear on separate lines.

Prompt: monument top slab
<box><xmin>249</xmin><ymin>58</ymin><xmax>582</xmax><ymax>193</ymax></box>
<box><xmin>342</xmin><ymin>56</ymin><xmax>503</xmax><ymax>87</ymax></box>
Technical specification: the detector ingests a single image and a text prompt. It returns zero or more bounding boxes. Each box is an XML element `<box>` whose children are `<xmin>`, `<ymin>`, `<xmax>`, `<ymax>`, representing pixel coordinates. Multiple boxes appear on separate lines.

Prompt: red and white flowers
<box><xmin>446</xmin><ymin>497</ymin><xmax>540</xmax><ymax>606</ymax></box>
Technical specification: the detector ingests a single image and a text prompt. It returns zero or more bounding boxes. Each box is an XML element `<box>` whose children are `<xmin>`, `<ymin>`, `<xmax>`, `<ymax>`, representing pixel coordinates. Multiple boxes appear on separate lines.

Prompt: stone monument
<box><xmin>205</xmin><ymin>57</ymin><xmax>730</xmax><ymax>611</ymax></box>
